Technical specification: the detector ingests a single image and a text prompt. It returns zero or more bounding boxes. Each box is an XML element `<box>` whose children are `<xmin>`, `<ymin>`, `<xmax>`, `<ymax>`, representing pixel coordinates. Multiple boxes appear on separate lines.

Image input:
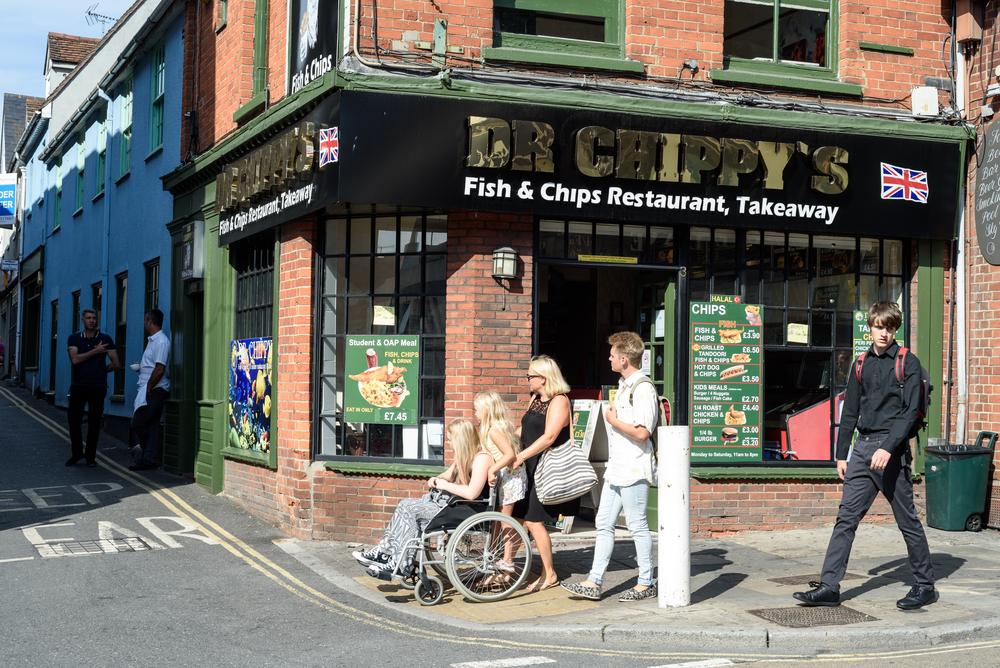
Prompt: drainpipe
<box><xmin>955</xmin><ymin>42</ymin><xmax>968</xmax><ymax>445</ymax></box>
<box><xmin>97</xmin><ymin>87</ymin><xmax>114</xmax><ymax>334</ymax></box>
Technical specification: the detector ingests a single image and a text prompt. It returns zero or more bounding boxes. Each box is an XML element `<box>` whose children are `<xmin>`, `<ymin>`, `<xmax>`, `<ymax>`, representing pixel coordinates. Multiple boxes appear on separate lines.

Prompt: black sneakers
<box><xmin>792</xmin><ymin>583</ymin><xmax>841</xmax><ymax>607</ymax></box>
<box><xmin>352</xmin><ymin>546</ymin><xmax>389</xmax><ymax>568</ymax></box>
<box><xmin>897</xmin><ymin>585</ymin><xmax>938</xmax><ymax>610</ymax></box>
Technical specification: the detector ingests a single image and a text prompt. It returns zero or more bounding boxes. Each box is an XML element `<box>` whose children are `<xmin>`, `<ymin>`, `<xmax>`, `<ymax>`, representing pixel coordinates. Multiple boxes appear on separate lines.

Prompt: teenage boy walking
<box><xmin>563</xmin><ymin>331</ymin><xmax>657</xmax><ymax>602</ymax></box>
<box><xmin>794</xmin><ymin>301</ymin><xmax>936</xmax><ymax>610</ymax></box>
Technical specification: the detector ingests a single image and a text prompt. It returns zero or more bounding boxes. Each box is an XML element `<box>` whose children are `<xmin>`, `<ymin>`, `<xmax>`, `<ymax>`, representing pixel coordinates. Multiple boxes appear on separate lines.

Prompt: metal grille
<box><xmin>768</xmin><ymin>572</ymin><xmax>864</xmax><ymax>586</ymax></box>
<box><xmin>747</xmin><ymin>605</ymin><xmax>878</xmax><ymax>628</ymax></box>
<box><xmin>232</xmin><ymin>235</ymin><xmax>275</xmax><ymax>339</ymax></box>
<box><xmin>35</xmin><ymin>537</ymin><xmax>152</xmax><ymax>558</ymax></box>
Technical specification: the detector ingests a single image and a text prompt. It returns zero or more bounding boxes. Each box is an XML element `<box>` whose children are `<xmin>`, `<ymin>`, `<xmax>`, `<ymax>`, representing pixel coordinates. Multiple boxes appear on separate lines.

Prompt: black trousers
<box><xmin>68</xmin><ymin>384</ymin><xmax>107</xmax><ymax>462</ymax></box>
<box><xmin>131</xmin><ymin>387</ymin><xmax>168</xmax><ymax>464</ymax></box>
<box><xmin>820</xmin><ymin>434</ymin><xmax>934</xmax><ymax>590</ymax></box>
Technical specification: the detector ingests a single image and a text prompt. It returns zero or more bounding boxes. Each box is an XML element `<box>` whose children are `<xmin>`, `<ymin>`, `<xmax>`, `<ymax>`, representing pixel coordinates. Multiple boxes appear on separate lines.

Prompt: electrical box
<box><xmin>912</xmin><ymin>86</ymin><xmax>940</xmax><ymax>117</ymax></box>
<box><xmin>957</xmin><ymin>0</ymin><xmax>983</xmax><ymax>44</ymax></box>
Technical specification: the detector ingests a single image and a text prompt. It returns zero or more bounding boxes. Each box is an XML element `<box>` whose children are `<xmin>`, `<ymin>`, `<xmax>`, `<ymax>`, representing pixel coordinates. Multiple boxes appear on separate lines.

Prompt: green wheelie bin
<box><xmin>924</xmin><ymin>431</ymin><xmax>998</xmax><ymax>532</ymax></box>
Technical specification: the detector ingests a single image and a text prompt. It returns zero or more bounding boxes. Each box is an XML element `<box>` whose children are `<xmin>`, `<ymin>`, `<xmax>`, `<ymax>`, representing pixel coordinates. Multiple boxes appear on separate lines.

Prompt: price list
<box><xmin>689</xmin><ymin>295</ymin><xmax>764</xmax><ymax>462</ymax></box>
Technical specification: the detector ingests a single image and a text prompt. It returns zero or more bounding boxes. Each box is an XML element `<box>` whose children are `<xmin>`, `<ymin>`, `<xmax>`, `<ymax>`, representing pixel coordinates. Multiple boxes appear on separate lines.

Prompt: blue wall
<box><xmin>22</xmin><ymin>13</ymin><xmax>183</xmax><ymax>417</ymax></box>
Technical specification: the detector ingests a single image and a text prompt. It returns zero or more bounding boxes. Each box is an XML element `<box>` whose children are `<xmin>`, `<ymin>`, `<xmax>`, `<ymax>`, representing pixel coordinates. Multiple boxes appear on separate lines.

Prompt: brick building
<box><xmin>163</xmin><ymin>0</ymin><xmax>974</xmax><ymax>541</ymax></box>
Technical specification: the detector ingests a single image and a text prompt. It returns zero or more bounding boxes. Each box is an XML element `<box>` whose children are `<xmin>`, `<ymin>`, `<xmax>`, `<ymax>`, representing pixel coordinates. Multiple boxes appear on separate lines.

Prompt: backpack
<box><xmin>854</xmin><ymin>347</ymin><xmax>931</xmax><ymax>439</ymax></box>
<box><xmin>628</xmin><ymin>378</ymin><xmax>671</xmax><ymax>455</ymax></box>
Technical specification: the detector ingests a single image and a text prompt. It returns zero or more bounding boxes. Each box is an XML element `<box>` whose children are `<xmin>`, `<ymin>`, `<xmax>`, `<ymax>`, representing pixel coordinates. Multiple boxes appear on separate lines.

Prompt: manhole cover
<box><xmin>36</xmin><ymin>537</ymin><xmax>152</xmax><ymax>558</ymax></box>
<box><xmin>767</xmin><ymin>572</ymin><xmax>864</xmax><ymax>585</ymax></box>
<box><xmin>748</xmin><ymin>605</ymin><xmax>878</xmax><ymax>628</ymax></box>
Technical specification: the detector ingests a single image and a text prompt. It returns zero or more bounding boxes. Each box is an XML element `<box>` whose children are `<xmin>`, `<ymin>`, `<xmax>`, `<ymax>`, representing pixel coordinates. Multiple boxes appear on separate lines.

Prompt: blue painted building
<box><xmin>18</xmin><ymin>1</ymin><xmax>184</xmax><ymax>420</ymax></box>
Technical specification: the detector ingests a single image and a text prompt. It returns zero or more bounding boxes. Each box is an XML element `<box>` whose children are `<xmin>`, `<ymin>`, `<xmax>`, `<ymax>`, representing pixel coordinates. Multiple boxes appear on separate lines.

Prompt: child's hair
<box><xmin>608</xmin><ymin>331</ymin><xmax>645</xmax><ymax>368</ymax></box>
<box><xmin>447</xmin><ymin>419</ymin><xmax>480</xmax><ymax>485</ymax></box>
<box><xmin>474</xmin><ymin>391</ymin><xmax>521</xmax><ymax>455</ymax></box>
<box><xmin>528</xmin><ymin>354</ymin><xmax>571</xmax><ymax>397</ymax></box>
<box><xmin>868</xmin><ymin>301</ymin><xmax>903</xmax><ymax>331</ymax></box>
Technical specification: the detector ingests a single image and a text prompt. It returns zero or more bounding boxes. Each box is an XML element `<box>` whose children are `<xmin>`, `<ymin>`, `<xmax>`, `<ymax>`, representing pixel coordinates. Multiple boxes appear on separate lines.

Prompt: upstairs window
<box><xmin>149</xmin><ymin>45</ymin><xmax>166</xmax><ymax>151</ymax></box>
<box><xmin>486</xmin><ymin>0</ymin><xmax>642</xmax><ymax>73</ymax></box>
<box><xmin>95</xmin><ymin>117</ymin><xmax>107</xmax><ymax>196</ymax></box>
<box><xmin>724</xmin><ymin>0</ymin><xmax>829</xmax><ymax>67</ymax></box>
<box><xmin>75</xmin><ymin>134</ymin><xmax>85</xmax><ymax>212</ymax></box>
<box><xmin>118</xmin><ymin>78</ymin><xmax>133</xmax><ymax>178</ymax></box>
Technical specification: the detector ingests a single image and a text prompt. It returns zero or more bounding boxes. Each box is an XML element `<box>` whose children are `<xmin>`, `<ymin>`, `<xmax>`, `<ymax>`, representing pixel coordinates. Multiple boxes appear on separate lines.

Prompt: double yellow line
<box><xmin>4</xmin><ymin>384</ymin><xmax>999</xmax><ymax>663</ymax></box>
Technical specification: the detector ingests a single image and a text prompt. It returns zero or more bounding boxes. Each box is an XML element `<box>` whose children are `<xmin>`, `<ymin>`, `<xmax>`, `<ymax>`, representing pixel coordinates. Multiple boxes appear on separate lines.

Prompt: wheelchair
<box><xmin>390</xmin><ymin>488</ymin><xmax>533</xmax><ymax>606</ymax></box>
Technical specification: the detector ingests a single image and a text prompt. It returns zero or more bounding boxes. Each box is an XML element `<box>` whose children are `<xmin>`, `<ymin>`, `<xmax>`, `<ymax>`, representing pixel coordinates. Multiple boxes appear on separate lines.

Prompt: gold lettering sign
<box><xmin>681</xmin><ymin>136</ymin><xmax>721</xmax><ymax>184</ymax></box>
<box><xmin>511</xmin><ymin>120</ymin><xmax>555</xmax><ymax>172</ymax></box>
<box><xmin>758</xmin><ymin>141</ymin><xmax>794</xmax><ymax>190</ymax></box>
<box><xmin>718</xmin><ymin>138</ymin><xmax>759</xmax><ymax>187</ymax></box>
<box><xmin>615</xmin><ymin>130</ymin><xmax>659</xmax><ymax>180</ymax></box>
<box><xmin>811</xmin><ymin>146</ymin><xmax>850</xmax><ymax>194</ymax></box>
<box><xmin>466</xmin><ymin>116</ymin><xmax>511</xmax><ymax>169</ymax></box>
<box><xmin>575</xmin><ymin>126</ymin><xmax>615</xmax><ymax>177</ymax></box>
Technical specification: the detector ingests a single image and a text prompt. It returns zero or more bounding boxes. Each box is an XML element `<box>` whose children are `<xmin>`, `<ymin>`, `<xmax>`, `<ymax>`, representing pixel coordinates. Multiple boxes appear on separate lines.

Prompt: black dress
<box><xmin>512</xmin><ymin>395</ymin><xmax>581</xmax><ymax>522</ymax></box>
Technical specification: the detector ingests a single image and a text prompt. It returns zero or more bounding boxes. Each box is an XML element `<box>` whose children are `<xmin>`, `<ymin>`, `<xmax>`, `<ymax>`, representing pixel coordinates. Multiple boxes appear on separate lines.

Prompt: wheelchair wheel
<box><xmin>415</xmin><ymin>575</ymin><xmax>444</xmax><ymax>605</ymax></box>
<box><xmin>399</xmin><ymin>573</ymin><xmax>418</xmax><ymax>590</ymax></box>
<box><xmin>445</xmin><ymin>511</ymin><xmax>532</xmax><ymax>602</ymax></box>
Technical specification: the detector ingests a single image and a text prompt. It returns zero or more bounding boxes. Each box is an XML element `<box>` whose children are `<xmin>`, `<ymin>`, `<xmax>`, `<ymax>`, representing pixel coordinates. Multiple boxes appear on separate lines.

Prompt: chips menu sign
<box><xmin>689</xmin><ymin>295</ymin><xmax>764</xmax><ymax>462</ymax></box>
<box><xmin>344</xmin><ymin>335</ymin><xmax>420</xmax><ymax>425</ymax></box>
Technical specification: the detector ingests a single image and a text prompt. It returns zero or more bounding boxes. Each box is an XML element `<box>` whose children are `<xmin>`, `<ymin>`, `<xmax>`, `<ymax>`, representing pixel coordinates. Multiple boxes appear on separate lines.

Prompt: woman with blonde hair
<box><xmin>510</xmin><ymin>354</ymin><xmax>578</xmax><ymax>593</ymax></box>
<box><xmin>353</xmin><ymin>419</ymin><xmax>491</xmax><ymax>579</ymax></box>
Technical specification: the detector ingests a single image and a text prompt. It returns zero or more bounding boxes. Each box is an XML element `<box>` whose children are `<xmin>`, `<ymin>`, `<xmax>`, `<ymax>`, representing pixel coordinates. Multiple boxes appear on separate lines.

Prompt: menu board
<box><xmin>344</xmin><ymin>335</ymin><xmax>420</xmax><ymax>425</ymax></box>
<box><xmin>689</xmin><ymin>295</ymin><xmax>763</xmax><ymax>462</ymax></box>
<box><xmin>853</xmin><ymin>310</ymin><xmax>904</xmax><ymax>358</ymax></box>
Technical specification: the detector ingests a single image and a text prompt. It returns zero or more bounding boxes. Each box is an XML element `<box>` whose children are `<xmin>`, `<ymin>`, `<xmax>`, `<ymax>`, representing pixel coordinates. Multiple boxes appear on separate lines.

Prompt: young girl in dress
<box><xmin>353</xmin><ymin>419</ymin><xmax>491</xmax><ymax>578</ymax></box>
<box><xmin>474</xmin><ymin>391</ymin><xmax>527</xmax><ymax>573</ymax></box>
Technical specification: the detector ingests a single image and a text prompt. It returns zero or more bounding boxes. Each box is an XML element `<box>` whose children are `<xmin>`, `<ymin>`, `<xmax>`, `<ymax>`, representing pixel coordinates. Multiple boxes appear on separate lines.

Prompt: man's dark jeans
<box><xmin>131</xmin><ymin>387</ymin><xmax>168</xmax><ymax>464</ymax></box>
<box><xmin>68</xmin><ymin>384</ymin><xmax>107</xmax><ymax>463</ymax></box>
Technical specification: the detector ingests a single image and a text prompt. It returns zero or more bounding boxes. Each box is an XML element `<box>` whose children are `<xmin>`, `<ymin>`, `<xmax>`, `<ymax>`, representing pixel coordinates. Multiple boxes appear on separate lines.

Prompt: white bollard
<box><xmin>658</xmin><ymin>425</ymin><xmax>690</xmax><ymax>608</ymax></box>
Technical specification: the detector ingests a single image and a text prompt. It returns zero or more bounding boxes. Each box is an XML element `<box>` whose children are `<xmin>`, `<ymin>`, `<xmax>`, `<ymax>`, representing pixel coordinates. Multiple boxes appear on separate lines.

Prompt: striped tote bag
<box><xmin>534</xmin><ymin>439</ymin><xmax>597</xmax><ymax>505</ymax></box>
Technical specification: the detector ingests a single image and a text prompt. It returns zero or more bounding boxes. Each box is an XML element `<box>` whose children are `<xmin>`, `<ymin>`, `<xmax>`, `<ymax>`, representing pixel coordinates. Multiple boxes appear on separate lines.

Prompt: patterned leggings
<box><xmin>377</xmin><ymin>492</ymin><xmax>450</xmax><ymax>569</ymax></box>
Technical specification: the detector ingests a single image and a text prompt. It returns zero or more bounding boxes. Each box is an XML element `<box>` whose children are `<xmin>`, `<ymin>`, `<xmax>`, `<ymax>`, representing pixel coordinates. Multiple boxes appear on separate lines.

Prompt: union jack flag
<box><xmin>880</xmin><ymin>162</ymin><xmax>928</xmax><ymax>204</ymax></box>
<box><xmin>319</xmin><ymin>127</ymin><xmax>339</xmax><ymax>168</ymax></box>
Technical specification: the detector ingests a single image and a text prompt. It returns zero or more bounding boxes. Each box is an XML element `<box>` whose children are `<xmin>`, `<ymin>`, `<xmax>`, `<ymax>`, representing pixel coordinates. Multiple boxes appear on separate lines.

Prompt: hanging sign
<box><xmin>689</xmin><ymin>295</ymin><xmax>764</xmax><ymax>462</ymax></box>
<box><xmin>0</xmin><ymin>173</ymin><xmax>16</xmax><ymax>228</ymax></box>
<box><xmin>975</xmin><ymin>120</ymin><xmax>1000</xmax><ymax>265</ymax></box>
<box><xmin>344</xmin><ymin>335</ymin><xmax>420</xmax><ymax>424</ymax></box>
<box><xmin>288</xmin><ymin>0</ymin><xmax>339</xmax><ymax>94</ymax></box>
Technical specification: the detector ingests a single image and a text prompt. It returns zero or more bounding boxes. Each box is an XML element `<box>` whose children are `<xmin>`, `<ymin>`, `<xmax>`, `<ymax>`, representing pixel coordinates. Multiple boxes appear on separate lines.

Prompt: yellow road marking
<box><xmin>4</xmin><ymin>385</ymin><xmax>998</xmax><ymax>662</ymax></box>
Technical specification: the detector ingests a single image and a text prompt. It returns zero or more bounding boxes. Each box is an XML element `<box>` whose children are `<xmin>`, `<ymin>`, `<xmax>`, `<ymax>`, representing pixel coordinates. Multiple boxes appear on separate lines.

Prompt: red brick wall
<box><xmin>355</xmin><ymin>0</ymin><xmax>952</xmax><ymax>104</ymax></box>
<box><xmin>181</xmin><ymin>0</ymin><xmax>290</xmax><ymax>157</ymax></box>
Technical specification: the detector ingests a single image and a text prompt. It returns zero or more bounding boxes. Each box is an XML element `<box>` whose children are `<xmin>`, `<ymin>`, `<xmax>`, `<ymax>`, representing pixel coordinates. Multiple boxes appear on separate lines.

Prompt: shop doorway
<box><xmin>535</xmin><ymin>262</ymin><xmax>679</xmax><ymax>406</ymax></box>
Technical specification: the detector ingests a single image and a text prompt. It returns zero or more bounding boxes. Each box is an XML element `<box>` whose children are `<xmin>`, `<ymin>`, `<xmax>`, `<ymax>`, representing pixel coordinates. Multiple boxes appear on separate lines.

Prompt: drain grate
<box><xmin>768</xmin><ymin>572</ymin><xmax>864</xmax><ymax>586</ymax></box>
<box><xmin>748</xmin><ymin>605</ymin><xmax>878</xmax><ymax>628</ymax></box>
<box><xmin>36</xmin><ymin>537</ymin><xmax>152</xmax><ymax>558</ymax></box>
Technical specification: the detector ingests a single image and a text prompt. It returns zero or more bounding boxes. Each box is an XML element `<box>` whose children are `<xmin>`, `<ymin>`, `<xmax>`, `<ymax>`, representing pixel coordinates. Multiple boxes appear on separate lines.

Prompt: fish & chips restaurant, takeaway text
<box><xmin>163</xmin><ymin>87</ymin><xmax>964</xmax><ymax>540</ymax></box>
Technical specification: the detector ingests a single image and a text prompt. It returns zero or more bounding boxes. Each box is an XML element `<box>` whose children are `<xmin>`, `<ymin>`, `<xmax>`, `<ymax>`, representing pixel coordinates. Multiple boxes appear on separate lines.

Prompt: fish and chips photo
<box><xmin>350</xmin><ymin>361</ymin><xmax>409</xmax><ymax>408</ymax></box>
<box><xmin>719</xmin><ymin>329</ymin><xmax>743</xmax><ymax>344</ymax></box>
<box><xmin>730</xmin><ymin>352</ymin><xmax>751</xmax><ymax>363</ymax></box>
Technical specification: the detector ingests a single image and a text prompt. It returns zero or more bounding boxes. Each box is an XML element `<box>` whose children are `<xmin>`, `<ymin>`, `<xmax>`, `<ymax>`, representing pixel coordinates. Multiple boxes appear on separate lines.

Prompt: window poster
<box><xmin>228</xmin><ymin>338</ymin><xmax>273</xmax><ymax>454</ymax></box>
<box><xmin>689</xmin><ymin>295</ymin><xmax>763</xmax><ymax>462</ymax></box>
<box><xmin>344</xmin><ymin>335</ymin><xmax>420</xmax><ymax>425</ymax></box>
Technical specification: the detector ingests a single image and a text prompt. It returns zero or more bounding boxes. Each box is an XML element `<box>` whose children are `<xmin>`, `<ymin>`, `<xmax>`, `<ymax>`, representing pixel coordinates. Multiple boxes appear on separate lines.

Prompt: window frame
<box><xmin>231</xmin><ymin>235</ymin><xmax>275</xmax><ymax>340</ymax></box>
<box><xmin>92</xmin><ymin>282</ymin><xmax>103</xmax><ymax>321</ymax></box>
<box><xmin>314</xmin><ymin>212</ymin><xmax>448</xmax><ymax>464</ymax></box>
<box><xmin>715</xmin><ymin>0</ymin><xmax>861</xmax><ymax>96</ymax></box>
<box><xmin>74</xmin><ymin>134</ymin><xmax>85</xmax><ymax>214</ymax></box>
<box><xmin>484</xmin><ymin>0</ymin><xmax>644</xmax><ymax>74</ymax></box>
<box><xmin>118</xmin><ymin>78</ymin><xmax>134</xmax><ymax>180</ymax></box>
<box><xmin>53</xmin><ymin>158</ymin><xmax>62</xmax><ymax>232</ymax></box>
<box><xmin>149</xmin><ymin>44</ymin><xmax>166</xmax><ymax>152</ymax></box>
<box><xmin>113</xmin><ymin>272</ymin><xmax>128</xmax><ymax>397</ymax></box>
<box><xmin>144</xmin><ymin>258</ymin><xmax>160</xmax><ymax>313</ymax></box>
<box><xmin>95</xmin><ymin>117</ymin><xmax>107</xmax><ymax>197</ymax></box>
<box><xmin>72</xmin><ymin>290</ymin><xmax>81</xmax><ymax>333</ymax></box>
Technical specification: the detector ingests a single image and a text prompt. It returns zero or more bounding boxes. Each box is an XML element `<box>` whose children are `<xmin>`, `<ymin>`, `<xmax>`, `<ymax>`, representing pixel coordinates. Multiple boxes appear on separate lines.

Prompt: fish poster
<box><xmin>228</xmin><ymin>337</ymin><xmax>273</xmax><ymax>454</ymax></box>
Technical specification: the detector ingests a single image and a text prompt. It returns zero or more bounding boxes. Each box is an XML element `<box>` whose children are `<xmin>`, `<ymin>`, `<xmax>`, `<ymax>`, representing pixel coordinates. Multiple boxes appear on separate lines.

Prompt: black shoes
<box><xmin>793</xmin><ymin>583</ymin><xmax>841</xmax><ymax>607</ymax></box>
<box><xmin>897</xmin><ymin>585</ymin><xmax>938</xmax><ymax>610</ymax></box>
<box><xmin>65</xmin><ymin>456</ymin><xmax>83</xmax><ymax>467</ymax></box>
<box><xmin>128</xmin><ymin>461</ymin><xmax>159</xmax><ymax>471</ymax></box>
<box><xmin>86</xmin><ymin>460</ymin><xmax>97</xmax><ymax>468</ymax></box>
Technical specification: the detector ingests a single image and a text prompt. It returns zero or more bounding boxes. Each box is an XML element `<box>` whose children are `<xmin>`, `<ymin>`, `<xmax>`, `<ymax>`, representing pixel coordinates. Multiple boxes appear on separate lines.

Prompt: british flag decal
<box><xmin>319</xmin><ymin>127</ymin><xmax>340</xmax><ymax>168</ymax></box>
<box><xmin>880</xmin><ymin>162</ymin><xmax>928</xmax><ymax>204</ymax></box>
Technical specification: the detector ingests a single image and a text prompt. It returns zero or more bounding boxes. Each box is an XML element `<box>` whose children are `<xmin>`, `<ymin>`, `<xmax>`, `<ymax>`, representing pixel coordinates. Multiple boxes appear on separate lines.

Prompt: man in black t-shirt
<box><xmin>66</xmin><ymin>309</ymin><xmax>119</xmax><ymax>467</ymax></box>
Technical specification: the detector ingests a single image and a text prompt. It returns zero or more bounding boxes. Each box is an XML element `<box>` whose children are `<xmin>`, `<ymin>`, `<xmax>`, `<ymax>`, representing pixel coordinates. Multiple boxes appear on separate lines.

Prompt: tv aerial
<box><xmin>85</xmin><ymin>3</ymin><xmax>117</xmax><ymax>33</ymax></box>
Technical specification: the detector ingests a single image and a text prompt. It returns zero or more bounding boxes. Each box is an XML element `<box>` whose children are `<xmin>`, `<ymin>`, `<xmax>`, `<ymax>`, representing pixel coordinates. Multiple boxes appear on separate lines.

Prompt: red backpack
<box><xmin>854</xmin><ymin>347</ymin><xmax>931</xmax><ymax>438</ymax></box>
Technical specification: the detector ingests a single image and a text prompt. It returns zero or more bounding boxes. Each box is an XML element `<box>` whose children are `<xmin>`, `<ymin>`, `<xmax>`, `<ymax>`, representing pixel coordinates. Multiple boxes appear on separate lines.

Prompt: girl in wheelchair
<box><xmin>353</xmin><ymin>419</ymin><xmax>492</xmax><ymax>579</ymax></box>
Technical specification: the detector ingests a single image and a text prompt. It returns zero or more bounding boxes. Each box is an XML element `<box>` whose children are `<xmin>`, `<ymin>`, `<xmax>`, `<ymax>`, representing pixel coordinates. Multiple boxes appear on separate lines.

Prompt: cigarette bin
<box><xmin>924</xmin><ymin>431</ymin><xmax>998</xmax><ymax>532</ymax></box>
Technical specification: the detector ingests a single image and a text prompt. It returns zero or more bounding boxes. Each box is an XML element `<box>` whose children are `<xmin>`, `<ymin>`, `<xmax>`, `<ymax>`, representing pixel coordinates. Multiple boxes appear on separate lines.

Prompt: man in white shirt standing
<box><xmin>563</xmin><ymin>331</ymin><xmax>658</xmax><ymax>602</ymax></box>
<box><xmin>129</xmin><ymin>309</ymin><xmax>170</xmax><ymax>471</ymax></box>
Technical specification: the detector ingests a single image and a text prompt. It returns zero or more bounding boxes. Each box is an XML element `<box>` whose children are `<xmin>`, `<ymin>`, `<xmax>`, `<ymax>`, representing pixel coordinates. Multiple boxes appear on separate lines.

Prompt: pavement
<box><xmin>279</xmin><ymin>511</ymin><xmax>1000</xmax><ymax>654</ymax></box>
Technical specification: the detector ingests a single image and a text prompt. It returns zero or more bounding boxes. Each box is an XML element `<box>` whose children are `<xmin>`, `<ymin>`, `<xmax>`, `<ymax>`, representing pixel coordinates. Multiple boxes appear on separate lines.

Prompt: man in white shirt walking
<box><xmin>129</xmin><ymin>309</ymin><xmax>170</xmax><ymax>471</ymax></box>
<box><xmin>563</xmin><ymin>331</ymin><xmax>658</xmax><ymax>601</ymax></box>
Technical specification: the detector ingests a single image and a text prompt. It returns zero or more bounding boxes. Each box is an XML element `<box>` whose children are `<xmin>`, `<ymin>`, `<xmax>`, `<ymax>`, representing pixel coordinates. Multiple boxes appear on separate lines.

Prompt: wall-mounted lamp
<box><xmin>492</xmin><ymin>246</ymin><xmax>519</xmax><ymax>310</ymax></box>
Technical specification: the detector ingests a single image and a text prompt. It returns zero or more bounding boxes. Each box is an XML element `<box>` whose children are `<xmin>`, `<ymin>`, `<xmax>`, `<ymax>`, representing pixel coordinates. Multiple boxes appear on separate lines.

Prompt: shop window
<box><xmin>317</xmin><ymin>213</ymin><xmax>447</xmax><ymax>462</ymax></box>
<box><xmin>22</xmin><ymin>279</ymin><xmax>41</xmax><ymax>369</ymax></box>
<box><xmin>682</xmin><ymin>228</ymin><xmax>910</xmax><ymax>464</ymax></box>
<box><xmin>144</xmin><ymin>259</ymin><xmax>160</xmax><ymax>312</ymax></box>
<box><xmin>231</xmin><ymin>235</ymin><xmax>275</xmax><ymax>339</ymax></box>
<box><xmin>114</xmin><ymin>273</ymin><xmax>127</xmax><ymax>396</ymax></box>
<box><xmin>486</xmin><ymin>0</ymin><xmax>642</xmax><ymax>73</ymax></box>
<box><xmin>537</xmin><ymin>219</ymin><xmax>675</xmax><ymax>265</ymax></box>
